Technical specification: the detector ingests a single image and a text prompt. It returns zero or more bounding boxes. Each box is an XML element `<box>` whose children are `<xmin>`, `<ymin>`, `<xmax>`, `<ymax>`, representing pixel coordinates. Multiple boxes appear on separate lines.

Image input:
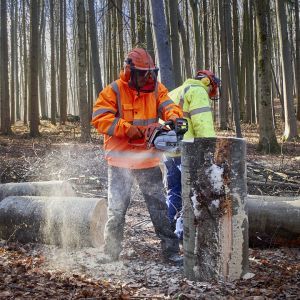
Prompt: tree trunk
<box><xmin>0</xmin><ymin>196</ymin><xmax>107</xmax><ymax>248</ymax></box>
<box><xmin>150</xmin><ymin>0</ymin><xmax>175</xmax><ymax>90</ymax></box>
<box><xmin>10</xmin><ymin>0</ymin><xmax>16</xmax><ymax>125</ymax></box>
<box><xmin>0</xmin><ymin>181</ymin><xmax>75</xmax><ymax>202</ymax></box>
<box><xmin>247</xmin><ymin>195</ymin><xmax>300</xmax><ymax>247</ymax></box>
<box><xmin>168</xmin><ymin>0</ymin><xmax>182</xmax><ymax>86</ymax></box>
<box><xmin>29</xmin><ymin>0</ymin><xmax>40</xmax><ymax>137</ymax></box>
<box><xmin>224</xmin><ymin>0</ymin><xmax>242</xmax><ymax>138</ymax></box>
<box><xmin>50</xmin><ymin>0</ymin><xmax>57</xmax><ymax>125</ymax></box>
<box><xmin>22</xmin><ymin>0</ymin><xmax>28</xmax><ymax>125</ymax></box>
<box><xmin>77</xmin><ymin>0</ymin><xmax>90</xmax><ymax>142</ymax></box>
<box><xmin>130</xmin><ymin>0</ymin><xmax>136</xmax><ymax>47</ymax></box>
<box><xmin>177</xmin><ymin>8</ymin><xmax>191</xmax><ymax>79</ymax></box>
<box><xmin>0</xmin><ymin>0</ymin><xmax>12</xmax><ymax>134</ymax></box>
<box><xmin>218</xmin><ymin>0</ymin><xmax>229</xmax><ymax>129</ymax></box>
<box><xmin>182</xmin><ymin>137</ymin><xmax>249</xmax><ymax>281</ymax></box>
<box><xmin>295</xmin><ymin>0</ymin><xmax>300</xmax><ymax>121</ymax></box>
<box><xmin>255</xmin><ymin>0</ymin><xmax>279</xmax><ymax>153</ymax></box>
<box><xmin>203</xmin><ymin>0</ymin><xmax>210</xmax><ymax>69</ymax></box>
<box><xmin>189</xmin><ymin>0</ymin><xmax>202</xmax><ymax>70</ymax></box>
<box><xmin>276</xmin><ymin>0</ymin><xmax>298</xmax><ymax>139</ymax></box>
<box><xmin>59</xmin><ymin>0</ymin><xmax>67</xmax><ymax>124</ymax></box>
<box><xmin>88</xmin><ymin>0</ymin><xmax>103</xmax><ymax>96</ymax></box>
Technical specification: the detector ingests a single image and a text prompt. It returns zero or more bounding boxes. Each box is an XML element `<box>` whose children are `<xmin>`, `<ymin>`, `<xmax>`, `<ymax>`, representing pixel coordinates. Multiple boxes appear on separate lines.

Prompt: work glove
<box><xmin>167</xmin><ymin>115</ymin><xmax>178</xmax><ymax>129</ymax></box>
<box><xmin>126</xmin><ymin>125</ymin><xmax>144</xmax><ymax>140</ymax></box>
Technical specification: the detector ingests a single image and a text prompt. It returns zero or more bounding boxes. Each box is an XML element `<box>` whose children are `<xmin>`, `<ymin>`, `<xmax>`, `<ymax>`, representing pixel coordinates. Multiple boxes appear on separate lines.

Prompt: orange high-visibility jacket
<box><xmin>92</xmin><ymin>78</ymin><xmax>182</xmax><ymax>169</ymax></box>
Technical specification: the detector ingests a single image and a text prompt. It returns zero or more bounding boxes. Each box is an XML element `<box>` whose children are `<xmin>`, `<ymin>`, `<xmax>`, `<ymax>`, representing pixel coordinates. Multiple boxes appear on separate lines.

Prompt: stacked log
<box><xmin>247</xmin><ymin>195</ymin><xmax>300</xmax><ymax>247</ymax></box>
<box><xmin>0</xmin><ymin>181</ymin><xmax>75</xmax><ymax>202</ymax></box>
<box><xmin>0</xmin><ymin>196</ymin><xmax>107</xmax><ymax>248</ymax></box>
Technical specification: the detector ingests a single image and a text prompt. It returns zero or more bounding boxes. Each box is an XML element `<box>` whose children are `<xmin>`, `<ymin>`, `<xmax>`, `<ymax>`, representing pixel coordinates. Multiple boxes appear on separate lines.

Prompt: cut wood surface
<box><xmin>247</xmin><ymin>195</ymin><xmax>300</xmax><ymax>247</ymax></box>
<box><xmin>0</xmin><ymin>181</ymin><xmax>75</xmax><ymax>201</ymax></box>
<box><xmin>0</xmin><ymin>196</ymin><xmax>107</xmax><ymax>248</ymax></box>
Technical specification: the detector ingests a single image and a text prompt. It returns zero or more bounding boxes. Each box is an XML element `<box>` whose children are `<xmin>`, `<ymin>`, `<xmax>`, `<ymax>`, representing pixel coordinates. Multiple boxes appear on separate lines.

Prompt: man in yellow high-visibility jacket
<box><xmin>165</xmin><ymin>70</ymin><xmax>221</xmax><ymax>238</ymax></box>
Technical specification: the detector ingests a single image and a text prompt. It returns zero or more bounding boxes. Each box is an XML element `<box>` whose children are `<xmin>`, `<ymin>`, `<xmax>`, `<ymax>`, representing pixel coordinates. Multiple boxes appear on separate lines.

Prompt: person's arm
<box><xmin>91</xmin><ymin>84</ymin><xmax>132</xmax><ymax>137</ymax></box>
<box><xmin>156</xmin><ymin>82</ymin><xmax>183</xmax><ymax>121</ymax></box>
<box><xmin>186</xmin><ymin>87</ymin><xmax>216</xmax><ymax>137</ymax></box>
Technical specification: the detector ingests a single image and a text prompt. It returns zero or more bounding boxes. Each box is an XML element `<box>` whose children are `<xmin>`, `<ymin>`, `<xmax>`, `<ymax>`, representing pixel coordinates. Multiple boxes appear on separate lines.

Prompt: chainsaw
<box><xmin>129</xmin><ymin>118</ymin><xmax>188</xmax><ymax>153</ymax></box>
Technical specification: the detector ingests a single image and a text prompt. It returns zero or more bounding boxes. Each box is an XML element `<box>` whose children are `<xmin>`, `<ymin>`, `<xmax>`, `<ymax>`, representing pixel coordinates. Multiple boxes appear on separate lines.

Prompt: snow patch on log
<box><xmin>205</xmin><ymin>164</ymin><xmax>224</xmax><ymax>193</ymax></box>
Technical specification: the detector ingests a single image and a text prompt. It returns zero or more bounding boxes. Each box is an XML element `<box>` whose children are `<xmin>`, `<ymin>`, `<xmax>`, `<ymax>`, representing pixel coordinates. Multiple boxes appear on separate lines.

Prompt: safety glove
<box><xmin>126</xmin><ymin>125</ymin><xmax>144</xmax><ymax>140</ymax></box>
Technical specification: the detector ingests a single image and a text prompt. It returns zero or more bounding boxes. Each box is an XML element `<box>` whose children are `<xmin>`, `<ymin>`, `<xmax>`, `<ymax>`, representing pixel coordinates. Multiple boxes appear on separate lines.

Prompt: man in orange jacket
<box><xmin>92</xmin><ymin>48</ymin><xmax>183</xmax><ymax>264</ymax></box>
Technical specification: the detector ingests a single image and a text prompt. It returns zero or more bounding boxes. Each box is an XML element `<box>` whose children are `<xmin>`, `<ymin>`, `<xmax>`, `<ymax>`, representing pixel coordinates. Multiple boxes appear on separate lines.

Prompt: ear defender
<box><xmin>200</xmin><ymin>77</ymin><xmax>211</xmax><ymax>86</ymax></box>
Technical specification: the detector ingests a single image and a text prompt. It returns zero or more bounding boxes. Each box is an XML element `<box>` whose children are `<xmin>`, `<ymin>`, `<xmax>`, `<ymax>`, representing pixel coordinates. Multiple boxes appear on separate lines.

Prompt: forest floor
<box><xmin>0</xmin><ymin>120</ymin><xmax>299</xmax><ymax>299</ymax></box>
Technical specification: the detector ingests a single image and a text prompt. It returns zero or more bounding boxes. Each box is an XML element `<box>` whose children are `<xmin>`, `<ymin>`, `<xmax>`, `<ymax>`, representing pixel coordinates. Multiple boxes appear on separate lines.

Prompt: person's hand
<box><xmin>126</xmin><ymin>125</ymin><xmax>144</xmax><ymax>140</ymax></box>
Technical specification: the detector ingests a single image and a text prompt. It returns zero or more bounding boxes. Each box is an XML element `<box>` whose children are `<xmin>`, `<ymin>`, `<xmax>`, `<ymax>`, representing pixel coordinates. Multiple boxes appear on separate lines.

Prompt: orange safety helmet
<box><xmin>195</xmin><ymin>70</ymin><xmax>221</xmax><ymax>99</ymax></box>
<box><xmin>123</xmin><ymin>48</ymin><xmax>159</xmax><ymax>93</ymax></box>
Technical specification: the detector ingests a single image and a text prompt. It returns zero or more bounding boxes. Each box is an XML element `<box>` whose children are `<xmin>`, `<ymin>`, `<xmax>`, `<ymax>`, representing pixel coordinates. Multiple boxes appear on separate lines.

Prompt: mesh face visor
<box><xmin>130</xmin><ymin>68</ymin><xmax>159</xmax><ymax>93</ymax></box>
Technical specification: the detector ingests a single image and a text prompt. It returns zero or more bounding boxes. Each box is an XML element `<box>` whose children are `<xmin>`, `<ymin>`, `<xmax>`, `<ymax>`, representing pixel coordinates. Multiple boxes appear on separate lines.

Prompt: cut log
<box><xmin>247</xmin><ymin>195</ymin><xmax>300</xmax><ymax>247</ymax></box>
<box><xmin>181</xmin><ymin>137</ymin><xmax>249</xmax><ymax>281</ymax></box>
<box><xmin>0</xmin><ymin>196</ymin><xmax>107</xmax><ymax>248</ymax></box>
<box><xmin>0</xmin><ymin>181</ymin><xmax>75</xmax><ymax>202</ymax></box>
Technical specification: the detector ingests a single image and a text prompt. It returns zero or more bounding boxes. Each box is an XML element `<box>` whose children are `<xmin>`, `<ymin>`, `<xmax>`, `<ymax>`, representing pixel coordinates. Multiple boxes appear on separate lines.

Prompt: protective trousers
<box><xmin>164</xmin><ymin>156</ymin><xmax>182</xmax><ymax>226</ymax></box>
<box><xmin>104</xmin><ymin>165</ymin><xmax>180</xmax><ymax>259</ymax></box>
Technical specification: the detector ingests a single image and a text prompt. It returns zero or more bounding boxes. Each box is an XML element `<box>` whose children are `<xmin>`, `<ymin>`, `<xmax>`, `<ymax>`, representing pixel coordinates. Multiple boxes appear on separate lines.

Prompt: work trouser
<box><xmin>104</xmin><ymin>165</ymin><xmax>180</xmax><ymax>259</ymax></box>
<box><xmin>164</xmin><ymin>156</ymin><xmax>182</xmax><ymax>226</ymax></box>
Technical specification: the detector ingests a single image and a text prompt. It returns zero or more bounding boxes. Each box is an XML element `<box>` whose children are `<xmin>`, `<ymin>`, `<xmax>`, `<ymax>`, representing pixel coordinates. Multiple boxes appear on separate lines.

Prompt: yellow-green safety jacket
<box><xmin>168</xmin><ymin>78</ymin><xmax>216</xmax><ymax>140</ymax></box>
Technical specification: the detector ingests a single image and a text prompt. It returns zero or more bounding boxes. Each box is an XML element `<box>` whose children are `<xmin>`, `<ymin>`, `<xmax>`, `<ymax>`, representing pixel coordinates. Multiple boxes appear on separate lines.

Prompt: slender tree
<box><xmin>77</xmin><ymin>0</ymin><xmax>90</xmax><ymax>141</ymax></box>
<box><xmin>295</xmin><ymin>0</ymin><xmax>300</xmax><ymax>121</ymax></box>
<box><xmin>276</xmin><ymin>0</ymin><xmax>298</xmax><ymax>139</ymax></box>
<box><xmin>150</xmin><ymin>0</ymin><xmax>175</xmax><ymax>90</ymax></box>
<box><xmin>88</xmin><ymin>0</ymin><xmax>103</xmax><ymax>96</ymax></box>
<box><xmin>29</xmin><ymin>0</ymin><xmax>40</xmax><ymax>137</ymax></box>
<box><xmin>255</xmin><ymin>0</ymin><xmax>280</xmax><ymax>153</ymax></box>
<box><xmin>0</xmin><ymin>0</ymin><xmax>12</xmax><ymax>134</ymax></box>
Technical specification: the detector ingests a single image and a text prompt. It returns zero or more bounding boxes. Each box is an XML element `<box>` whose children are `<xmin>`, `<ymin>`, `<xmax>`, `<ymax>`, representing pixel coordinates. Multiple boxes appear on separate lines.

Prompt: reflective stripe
<box><xmin>189</xmin><ymin>106</ymin><xmax>211</xmax><ymax>116</ymax></box>
<box><xmin>107</xmin><ymin>117</ymin><xmax>119</xmax><ymax>136</ymax></box>
<box><xmin>105</xmin><ymin>150</ymin><xmax>162</xmax><ymax>159</ymax></box>
<box><xmin>183</xmin><ymin>85</ymin><xmax>192</xmax><ymax>94</ymax></box>
<box><xmin>92</xmin><ymin>108</ymin><xmax>116</xmax><ymax>119</ymax></box>
<box><xmin>179</xmin><ymin>96</ymin><xmax>184</xmax><ymax>108</ymax></box>
<box><xmin>111</xmin><ymin>81</ymin><xmax>122</xmax><ymax>118</ymax></box>
<box><xmin>158</xmin><ymin>99</ymin><xmax>174</xmax><ymax>113</ymax></box>
<box><xmin>133</xmin><ymin>118</ymin><xmax>158</xmax><ymax>126</ymax></box>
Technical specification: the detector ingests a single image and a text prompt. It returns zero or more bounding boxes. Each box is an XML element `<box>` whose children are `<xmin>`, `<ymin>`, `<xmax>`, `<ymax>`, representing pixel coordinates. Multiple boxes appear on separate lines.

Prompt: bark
<box><xmin>150</xmin><ymin>0</ymin><xmax>175</xmax><ymax>90</ymax></box>
<box><xmin>22</xmin><ymin>0</ymin><xmax>28</xmax><ymax>124</ymax></box>
<box><xmin>50</xmin><ymin>0</ymin><xmax>57</xmax><ymax>125</ymax></box>
<box><xmin>29</xmin><ymin>0</ymin><xmax>40</xmax><ymax>137</ymax></box>
<box><xmin>0</xmin><ymin>0</ymin><xmax>12</xmax><ymax>134</ymax></box>
<box><xmin>77</xmin><ymin>0</ymin><xmax>90</xmax><ymax>142</ymax></box>
<box><xmin>88</xmin><ymin>0</ymin><xmax>103</xmax><ymax>95</ymax></box>
<box><xmin>218</xmin><ymin>0</ymin><xmax>229</xmax><ymax>129</ymax></box>
<box><xmin>0</xmin><ymin>181</ymin><xmax>75</xmax><ymax>202</ymax></box>
<box><xmin>295</xmin><ymin>0</ymin><xmax>300</xmax><ymax>121</ymax></box>
<box><xmin>130</xmin><ymin>0</ymin><xmax>136</xmax><ymax>47</ymax></box>
<box><xmin>0</xmin><ymin>196</ymin><xmax>107</xmax><ymax>248</ymax></box>
<box><xmin>224</xmin><ymin>0</ymin><xmax>242</xmax><ymax>138</ymax></box>
<box><xmin>177</xmin><ymin>8</ymin><xmax>191</xmax><ymax>78</ymax></box>
<box><xmin>276</xmin><ymin>0</ymin><xmax>298</xmax><ymax>139</ymax></box>
<box><xmin>168</xmin><ymin>0</ymin><xmax>182</xmax><ymax>86</ymax></box>
<box><xmin>59</xmin><ymin>0</ymin><xmax>67</xmax><ymax>124</ymax></box>
<box><xmin>203</xmin><ymin>0</ymin><xmax>210</xmax><ymax>69</ymax></box>
<box><xmin>10</xmin><ymin>0</ymin><xmax>16</xmax><ymax>124</ymax></box>
<box><xmin>182</xmin><ymin>137</ymin><xmax>249</xmax><ymax>281</ymax></box>
<box><xmin>189</xmin><ymin>0</ymin><xmax>202</xmax><ymax>70</ymax></box>
<box><xmin>255</xmin><ymin>0</ymin><xmax>280</xmax><ymax>153</ymax></box>
<box><xmin>247</xmin><ymin>195</ymin><xmax>300</xmax><ymax>247</ymax></box>
<box><xmin>146</xmin><ymin>0</ymin><xmax>155</xmax><ymax>59</ymax></box>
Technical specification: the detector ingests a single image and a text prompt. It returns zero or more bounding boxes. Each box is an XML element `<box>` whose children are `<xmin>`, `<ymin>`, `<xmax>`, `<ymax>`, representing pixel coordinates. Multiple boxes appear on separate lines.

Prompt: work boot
<box><xmin>97</xmin><ymin>253</ymin><xmax>119</xmax><ymax>264</ymax></box>
<box><xmin>164</xmin><ymin>253</ymin><xmax>183</xmax><ymax>265</ymax></box>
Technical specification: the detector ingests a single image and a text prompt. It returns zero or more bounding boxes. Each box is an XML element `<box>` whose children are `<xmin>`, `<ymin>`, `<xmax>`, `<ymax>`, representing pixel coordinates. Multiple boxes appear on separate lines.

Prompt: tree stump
<box><xmin>247</xmin><ymin>195</ymin><xmax>300</xmax><ymax>247</ymax></box>
<box><xmin>0</xmin><ymin>196</ymin><xmax>107</xmax><ymax>248</ymax></box>
<box><xmin>0</xmin><ymin>181</ymin><xmax>75</xmax><ymax>202</ymax></box>
<box><xmin>182</xmin><ymin>137</ymin><xmax>248</xmax><ymax>281</ymax></box>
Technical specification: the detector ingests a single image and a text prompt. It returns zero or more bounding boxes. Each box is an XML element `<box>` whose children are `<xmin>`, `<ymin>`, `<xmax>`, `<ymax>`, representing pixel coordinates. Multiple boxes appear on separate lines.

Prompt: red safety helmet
<box><xmin>123</xmin><ymin>48</ymin><xmax>159</xmax><ymax>93</ymax></box>
<box><xmin>195</xmin><ymin>70</ymin><xmax>221</xmax><ymax>99</ymax></box>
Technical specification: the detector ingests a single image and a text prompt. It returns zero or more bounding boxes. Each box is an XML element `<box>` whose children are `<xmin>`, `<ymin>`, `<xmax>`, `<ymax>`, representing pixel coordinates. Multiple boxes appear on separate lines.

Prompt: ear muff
<box><xmin>200</xmin><ymin>77</ymin><xmax>211</xmax><ymax>86</ymax></box>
